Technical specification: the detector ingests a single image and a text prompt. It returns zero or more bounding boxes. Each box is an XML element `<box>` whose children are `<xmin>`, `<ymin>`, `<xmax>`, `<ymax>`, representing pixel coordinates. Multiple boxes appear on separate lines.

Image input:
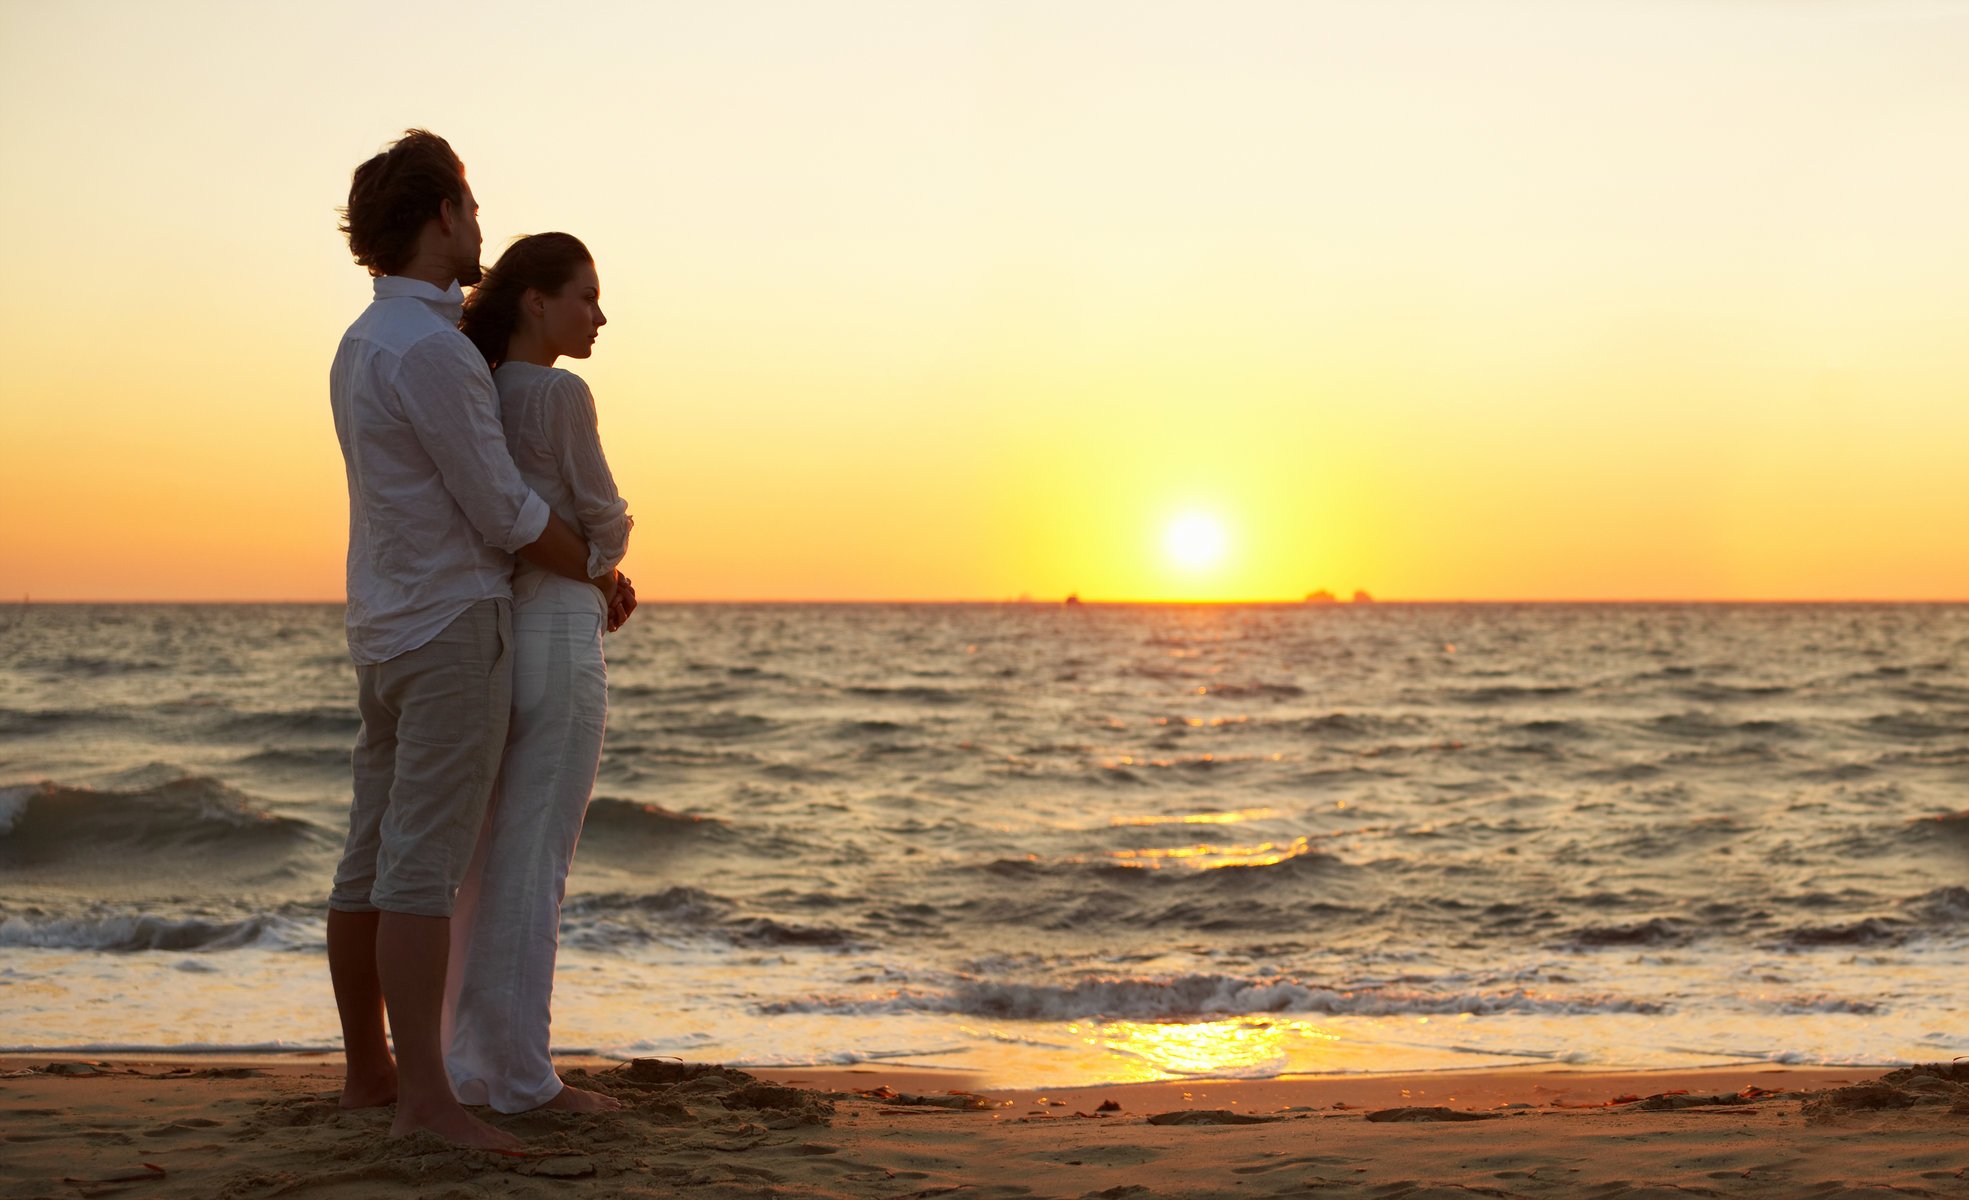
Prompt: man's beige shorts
<box><xmin>328</xmin><ymin>599</ymin><xmax>512</xmax><ymax>918</ymax></box>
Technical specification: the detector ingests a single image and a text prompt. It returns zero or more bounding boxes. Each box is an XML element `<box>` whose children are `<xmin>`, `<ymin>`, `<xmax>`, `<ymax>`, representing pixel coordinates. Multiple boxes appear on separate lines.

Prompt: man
<box><xmin>325</xmin><ymin>129</ymin><xmax>628</xmax><ymax>1149</ymax></box>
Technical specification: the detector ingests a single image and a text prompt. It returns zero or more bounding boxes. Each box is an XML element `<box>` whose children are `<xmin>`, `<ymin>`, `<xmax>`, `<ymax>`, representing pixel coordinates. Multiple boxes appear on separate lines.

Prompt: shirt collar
<box><xmin>373</xmin><ymin>275</ymin><xmax>467</xmax><ymax>317</ymax></box>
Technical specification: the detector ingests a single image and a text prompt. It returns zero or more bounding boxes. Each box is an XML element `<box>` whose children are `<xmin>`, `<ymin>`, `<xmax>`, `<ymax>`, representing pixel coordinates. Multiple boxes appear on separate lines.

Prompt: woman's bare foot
<box><xmin>339</xmin><ymin>1066</ymin><xmax>398</xmax><ymax>1109</ymax></box>
<box><xmin>540</xmin><ymin>1082</ymin><xmax>623</xmax><ymax>1113</ymax></box>
<box><xmin>391</xmin><ymin>1099</ymin><xmax>524</xmax><ymax>1151</ymax></box>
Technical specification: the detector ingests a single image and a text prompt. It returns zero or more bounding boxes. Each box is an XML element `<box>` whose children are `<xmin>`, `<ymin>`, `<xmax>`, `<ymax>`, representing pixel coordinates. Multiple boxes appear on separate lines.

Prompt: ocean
<box><xmin>2</xmin><ymin>601</ymin><xmax>1966</xmax><ymax>1087</ymax></box>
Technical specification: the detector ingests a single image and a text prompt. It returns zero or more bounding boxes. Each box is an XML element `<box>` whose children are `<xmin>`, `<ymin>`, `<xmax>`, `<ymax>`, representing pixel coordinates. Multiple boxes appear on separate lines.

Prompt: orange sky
<box><xmin>2</xmin><ymin>1</ymin><xmax>1966</xmax><ymax>601</ymax></box>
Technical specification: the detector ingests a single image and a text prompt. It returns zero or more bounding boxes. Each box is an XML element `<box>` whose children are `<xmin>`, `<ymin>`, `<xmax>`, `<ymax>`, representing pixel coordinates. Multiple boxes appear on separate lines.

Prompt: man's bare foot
<box><xmin>391</xmin><ymin>1100</ymin><xmax>523</xmax><ymax>1151</ymax></box>
<box><xmin>540</xmin><ymin>1082</ymin><xmax>623</xmax><ymax>1113</ymax></box>
<box><xmin>340</xmin><ymin>1066</ymin><xmax>398</xmax><ymax>1109</ymax></box>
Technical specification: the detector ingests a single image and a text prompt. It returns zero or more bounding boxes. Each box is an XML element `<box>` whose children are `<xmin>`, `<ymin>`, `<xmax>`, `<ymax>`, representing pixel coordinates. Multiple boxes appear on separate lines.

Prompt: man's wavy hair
<box><xmin>460</xmin><ymin>233</ymin><xmax>593</xmax><ymax>369</ymax></box>
<box><xmin>339</xmin><ymin>130</ymin><xmax>467</xmax><ymax>277</ymax></box>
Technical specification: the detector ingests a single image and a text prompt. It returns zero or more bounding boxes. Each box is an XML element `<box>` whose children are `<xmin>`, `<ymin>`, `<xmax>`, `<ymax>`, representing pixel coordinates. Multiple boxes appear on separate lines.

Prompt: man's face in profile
<box><xmin>453</xmin><ymin>178</ymin><xmax>484</xmax><ymax>287</ymax></box>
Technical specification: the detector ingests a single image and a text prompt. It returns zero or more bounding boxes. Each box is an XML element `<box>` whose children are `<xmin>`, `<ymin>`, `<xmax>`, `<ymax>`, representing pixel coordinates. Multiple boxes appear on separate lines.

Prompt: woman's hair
<box><xmin>340</xmin><ymin>129</ymin><xmax>467</xmax><ymax>278</ymax></box>
<box><xmin>459</xmin><ymin>232</ymin><xmax>594</xmax><ymax>368</ymax></box>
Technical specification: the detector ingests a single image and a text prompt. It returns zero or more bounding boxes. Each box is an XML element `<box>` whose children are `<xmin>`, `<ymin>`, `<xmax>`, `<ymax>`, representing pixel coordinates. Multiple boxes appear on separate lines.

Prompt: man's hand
<box><xmin>606</xmin><ymin>573</ymin><xmax>637</xmax><ymax>633</ymax></box>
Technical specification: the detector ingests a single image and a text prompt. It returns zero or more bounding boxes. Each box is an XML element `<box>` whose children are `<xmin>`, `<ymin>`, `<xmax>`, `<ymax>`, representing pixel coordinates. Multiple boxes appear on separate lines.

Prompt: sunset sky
<box><xmin>2</xmin><ymin>0</ymin><xmax>1966</xmax><ymax>601</ymax></box>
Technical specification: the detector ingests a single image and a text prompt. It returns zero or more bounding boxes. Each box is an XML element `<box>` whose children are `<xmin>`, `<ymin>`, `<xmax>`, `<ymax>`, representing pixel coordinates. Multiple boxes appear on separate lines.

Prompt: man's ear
<box><xmin>435</xmin><ymin>196</ymin><xmax>457</xmax><ymax>236</ymax></box>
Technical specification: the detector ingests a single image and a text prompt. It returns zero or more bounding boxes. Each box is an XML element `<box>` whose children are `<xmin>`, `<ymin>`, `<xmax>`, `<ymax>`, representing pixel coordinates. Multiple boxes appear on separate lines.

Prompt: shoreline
<box><xmin>0</xmin><ymin>1048</ymin><xmax>1883</xmax><ymax>1098</ymax></box>
<box><xmin>4</xmin><ymin>1055</ymin><xmax>1961</xmax><ymax>1198</ymax></box>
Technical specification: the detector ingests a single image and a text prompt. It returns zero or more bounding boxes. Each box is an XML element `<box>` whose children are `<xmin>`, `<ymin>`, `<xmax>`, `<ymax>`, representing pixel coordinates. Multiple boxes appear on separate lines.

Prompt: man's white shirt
<box><xmin>330</xmin><ymin>276</ymin><xmax>551</xmax><ymax>666</ymax></box>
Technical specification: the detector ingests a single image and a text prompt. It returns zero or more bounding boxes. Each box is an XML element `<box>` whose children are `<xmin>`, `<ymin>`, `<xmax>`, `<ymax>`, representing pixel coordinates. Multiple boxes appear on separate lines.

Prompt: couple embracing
<box><xmin>324</xmin><ymin>129</ymin><xmax>633</xmax><ymax>1149</ymax></box>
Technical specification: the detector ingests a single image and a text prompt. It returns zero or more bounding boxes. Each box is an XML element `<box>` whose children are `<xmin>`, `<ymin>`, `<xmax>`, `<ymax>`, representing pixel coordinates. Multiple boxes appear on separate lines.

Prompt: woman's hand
<box><xmin>607</xmin><ymin>573</ymin><xmax>637</xmax><ymax>632</ymax></box>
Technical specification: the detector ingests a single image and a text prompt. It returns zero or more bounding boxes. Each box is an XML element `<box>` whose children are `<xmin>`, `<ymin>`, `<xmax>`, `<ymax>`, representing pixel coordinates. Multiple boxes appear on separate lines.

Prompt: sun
<box><xmin>1164</xmin><ymin>512</ymin><xmax>1229</xmax><ymax>571</ymax></box>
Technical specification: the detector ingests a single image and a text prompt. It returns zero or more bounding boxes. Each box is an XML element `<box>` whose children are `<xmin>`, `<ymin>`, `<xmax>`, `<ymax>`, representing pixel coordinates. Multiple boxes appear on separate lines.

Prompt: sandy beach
<box><xmin>4</xmin><ymin>1056</ymin><xmax>1965</xmax><ymax>1198</ymax></box>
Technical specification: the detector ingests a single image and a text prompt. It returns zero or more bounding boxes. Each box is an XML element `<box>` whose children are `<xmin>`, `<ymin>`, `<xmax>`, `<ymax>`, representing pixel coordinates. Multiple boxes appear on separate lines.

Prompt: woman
<box><xmin>445</xmin><ymin>232</ymin><xmax>632</xmax><ymax>1113</ymax></box>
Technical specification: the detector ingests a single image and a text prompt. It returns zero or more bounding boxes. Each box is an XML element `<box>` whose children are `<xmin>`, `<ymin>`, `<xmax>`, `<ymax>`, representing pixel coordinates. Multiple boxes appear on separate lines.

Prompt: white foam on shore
<box><xmin>0</xmin><ymin>913</ymin><xmax>314</xmax><ymax>953</ymax></box>
<box><xmin>0</xmin><ymin>1040</ymin><xmax>340</xmax><ymax>1055</ymax></box>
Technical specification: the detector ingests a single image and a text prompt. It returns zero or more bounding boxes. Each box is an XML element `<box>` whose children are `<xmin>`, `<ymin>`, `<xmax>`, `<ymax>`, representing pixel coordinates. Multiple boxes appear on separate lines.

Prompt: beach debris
<box><xmin>854</xmin><ymin>1085</ymin><xmax>993</xmax><ymax>1111</ymax></box>
<box><xmin>1145</xmin><ymin>1109</ymin><xmax>1277</xmax><ymax>1125</ymax></box>
<box><xmin>1095</xmin><ymin>1098</ymin><xmax>1122</xmax><ymax>1112</ymax></box>
<box><xmin>1552</xmin><ymin>1093</ymin><xmax>1643</xmax><ymax>1108</ymax></box>
<box><xmin>1549</xmin><ymin>1086</ymin><xmax>1792</xmax><ymax>1112</ymax></box>
<box><xmin>1363</xmin><ymin>1106</ymin><xmax>1500</xmax><ymax>1123</ymax></box>
<box><xmin>143</xmin><ymin>1065</ymin><xmax>268</xmax><ymax>1079</ymax></box>
<box><xmin>44</xmin><ymin>1061</ymin><xmax>109</xmax><ymax>1076</ymax></box>
<box><xmin>1622</xmin><ymin>1086</ymin><xmax>1791</xmax><ymax>1111</ymax></box>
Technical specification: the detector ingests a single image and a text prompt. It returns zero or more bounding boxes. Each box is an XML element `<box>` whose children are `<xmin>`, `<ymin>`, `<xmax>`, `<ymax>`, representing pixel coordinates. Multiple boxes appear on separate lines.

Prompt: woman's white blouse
<box><xmin>493</xmin><ymin>362</ymin><xmax>633</xmax><ymax>590</ymax></box>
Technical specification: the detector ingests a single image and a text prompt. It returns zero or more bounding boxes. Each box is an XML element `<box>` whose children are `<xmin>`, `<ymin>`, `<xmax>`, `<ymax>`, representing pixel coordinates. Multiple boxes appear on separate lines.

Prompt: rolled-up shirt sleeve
<box><xmin>395</xmin><ymin>334</ymin><xmax>551</xmax><ymax>553</ymax></box>
<box><xmin>546</xmin><ymin>372</ymin><xmax>633</xmax><ymax>577</ymax></box>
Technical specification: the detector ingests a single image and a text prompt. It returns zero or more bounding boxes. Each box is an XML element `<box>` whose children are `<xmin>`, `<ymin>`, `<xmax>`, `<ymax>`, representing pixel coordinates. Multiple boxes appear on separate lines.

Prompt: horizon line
<box><xmin>7</xmin><ymin>596</ymin><xmax>1969</xmax><ymax>606</ymax></box>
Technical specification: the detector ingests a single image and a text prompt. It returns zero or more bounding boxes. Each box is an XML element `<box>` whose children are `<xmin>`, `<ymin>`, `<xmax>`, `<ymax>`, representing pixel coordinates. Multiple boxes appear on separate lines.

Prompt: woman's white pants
<box><xmin>443</xmin><ymin>587</ymin><xmax>607</xmax><ymax>1113</ymax></box>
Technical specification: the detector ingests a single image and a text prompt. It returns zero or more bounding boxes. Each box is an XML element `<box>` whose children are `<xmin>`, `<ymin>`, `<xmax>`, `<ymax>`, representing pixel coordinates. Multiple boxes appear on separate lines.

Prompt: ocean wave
<box><xmin>1885</xmin><ymin>683</ymin><xmax>1969</xmax><ymax>706</ymax></box>
<box><xmin>1903</xmin><ymin>886</ymin><xmax>1969</xmax><ymax>922</ymax></box>
<box><xmin>1297</xmin><ymin>712</ymin><xmax>1427</xmax><ymax>739</ymax></box>
<box><xmin>33</xmin><ymin>653</ymin><xmax>171</xmax><ymax>676</ymax></box>
<box><xmin>212</xmin><ymin>707</ymin><xmax>360</xmax><ymax>740</ymax></box>
<box><xmin>844</xmin><ymin>685</ymin><xmax>964</xmax><ymax>705</ymax></box>
<box><xmin>0</xmin><ymin>909</ymin><xmax>314</xmax><ymax>952</ymax></box>
<box><xmin>1860</xmin><ymin>712</ymin><xmax>1968</xmax><ymax>741</ymax></box>
<box><xmin>976</xmin><ymin>845</ymin><xmax>1349</xmax><ymax>886</ymax></box>
<box><xmin>1580</xmin><ymin>762</ymin><xmax>1663</xmax><ymax>782</ymax></box>
<box><xmin>563</xmin><ymin>886</ymin><xmax>735</xmax><ymax>920</ymax></box>
<box><xmin>725</xmin><ymin>917</ymin><xmax>858</xmax><ymax>947</ymax></box>
<box><xmin>1274</xmin><ymin>766</ymin><xmax>1403</xmax><ymax>789</ymax></box>
<box><xmin>759</xmin><ymin>973</ymin><xmax>1665</xmax><ymax>1020</ymax></box>
<box><xmin>600</xmin><ymin>740</ymin><xmax>762</xmax><ymax>767</ymax></box>
<box><xmin>1560</xmin><ymin>918</ymin><xmax>1690</xmax><ymax>948</ymax></box>
<box><xmin>660</xmin><ymin>712</ymin><xmax>779</xmax><ymax>740</ymax></box>
<box><xmin>1447</xmin><ymin>685</ymin><xmax>1580</xmax><ymax>705</ymax></box>
<box><xmin>581</xmin><ymin>797</ymin><xmax>734</xmax><ymax>845</ymax></box>
<box><xmin>1505</xmin><ymin>718</ymin><xmax>1594</xmax><ymax>740</ymax></box>
<box><xmin>612</xmin><ymin>682</ymin><xmax>746</xmax><ymax>705</ymax></box>
<box><xmin>559</xmin><ymin>887</ymin><xmax>859</xmax><ymax>951</ymax></box>
<box><xmin>236</xmin><ymin>747</ymin><xmax>349</xmax><ymax>772</ymax></box>
<box><xmin>0</xmin><ymin>1040</ymin><xmax>341</xmax><ymax>1055</ymax></box>
<box><xmin>832</xmin><ymin>719</ymin><xmax>919</xmax><ymax>739</ymax></box>
<box><xmin>0</xmin><ymin>707</ymin><xmax>133</xmax><ymax>736</ymax></box>
<box><xmin>1671</xmin><ymin>683</ymin><xmax>1795</xmax><ymax>704</ymax></box>
<box><xmin>1646</xmin><ymin>712</ymin><xmax>1805</xmax><ymax>741</ymax></box>
<box><xmin>1202</xmin><ymin>682</ymin><xmax>1306</xmax><ymax>701</ymax></box>
<box><xmin>1775</xmin><ymin>917</ymin><xmax>1910</xmax><ymax>948</ymax></box>
<box><xmin>0</xmin><ymin>777</ymin><xmax>329</xmax><ymax>868</ymax></box>
<box><xmin>1765</xmin><ymin>995</ymin><xmax>1883</xmax><ymax>1015</ymax></box>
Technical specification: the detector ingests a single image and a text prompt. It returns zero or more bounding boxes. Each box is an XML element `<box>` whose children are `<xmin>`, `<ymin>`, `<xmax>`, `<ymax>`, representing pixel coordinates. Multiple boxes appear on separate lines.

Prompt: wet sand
<box><xmin>2</xmin><ymin>1055</ymin><xmax>1964</xmax><ymax>1198</ymax></box>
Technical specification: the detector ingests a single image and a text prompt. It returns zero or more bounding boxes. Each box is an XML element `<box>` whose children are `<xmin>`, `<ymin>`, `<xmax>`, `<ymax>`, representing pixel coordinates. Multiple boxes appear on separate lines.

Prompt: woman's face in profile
<box><xmin>535</xmin><ymin>261</ymin><xmax>606</xmax><ymax>359</ymax></box>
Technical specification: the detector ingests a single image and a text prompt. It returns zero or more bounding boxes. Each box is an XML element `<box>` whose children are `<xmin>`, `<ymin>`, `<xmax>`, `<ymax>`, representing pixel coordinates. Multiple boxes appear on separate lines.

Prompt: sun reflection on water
<box><xmin>1097</xmin><ymin>835</ymin><xmax>1314</xmax><ymax>870</ymax></box>
<box><xmin>1081</xmin><ymin>1016</ymin><xmax>1343</xmax><ymax>1080</ymax></box>
<box><xmin>1109</xmin><ymin>807</ymin><xmax>1282</xmax><ymax>827</ymax></box>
